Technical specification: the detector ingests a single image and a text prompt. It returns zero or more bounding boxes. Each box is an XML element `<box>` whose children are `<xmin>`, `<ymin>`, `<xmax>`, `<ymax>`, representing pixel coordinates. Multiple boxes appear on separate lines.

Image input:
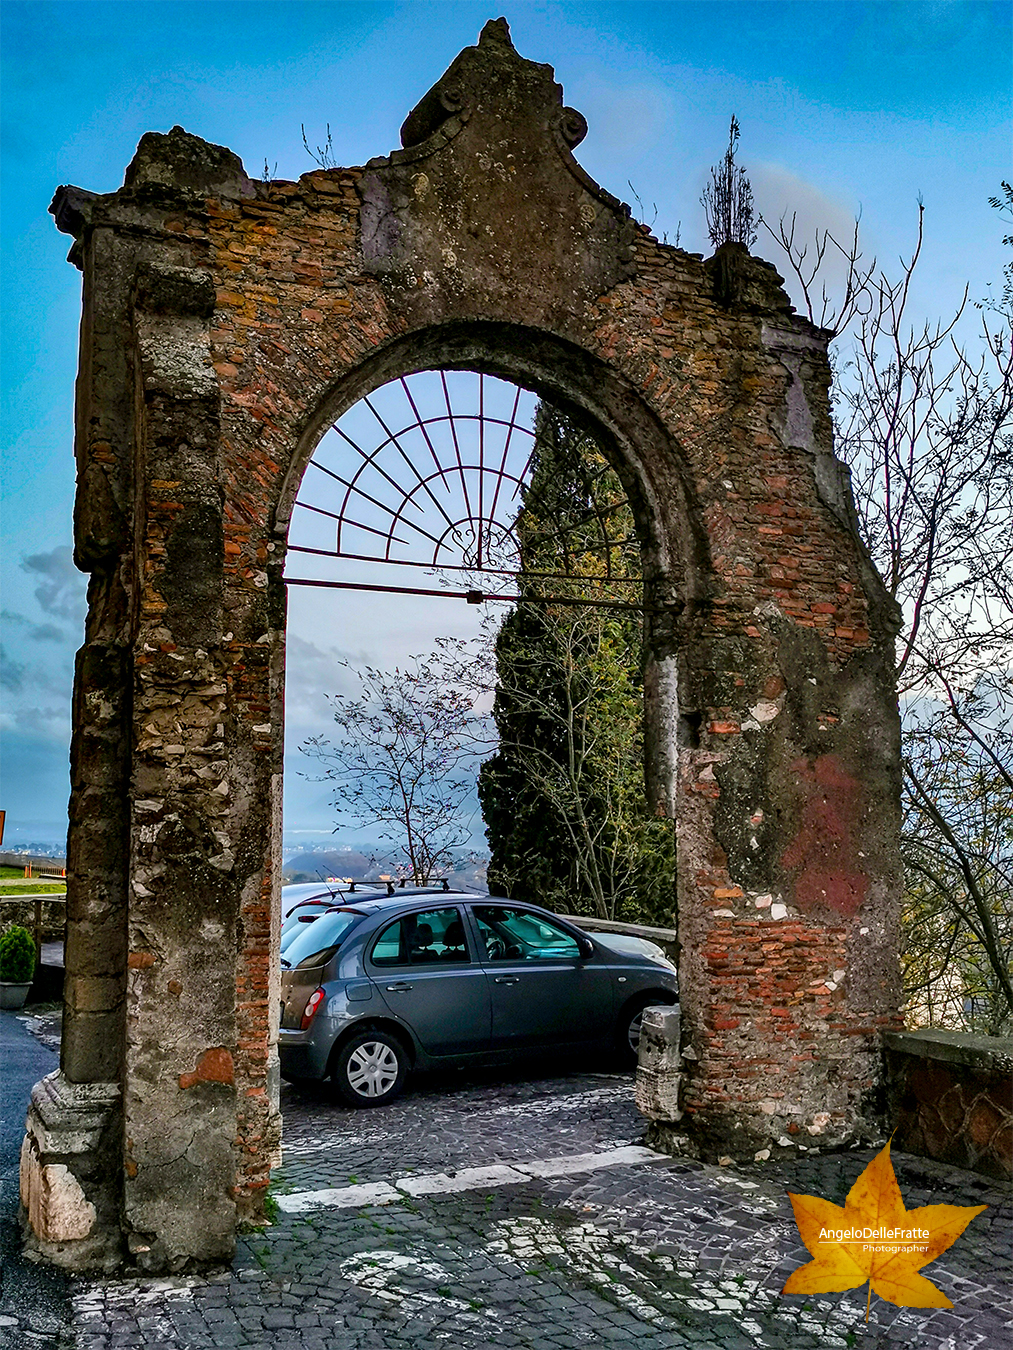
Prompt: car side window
<box><xmin>370</xmin><ymin>907</ymin><xmax>471</xmax><ymax>967</ymax></box>
<box><xmin>473</xmin><ymin>906</ymin><xmax>581</xmax><ymax>961</ymax></box>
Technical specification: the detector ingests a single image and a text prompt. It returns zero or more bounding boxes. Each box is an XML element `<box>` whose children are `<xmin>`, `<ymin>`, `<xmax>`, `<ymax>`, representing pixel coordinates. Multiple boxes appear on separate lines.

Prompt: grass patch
<box><xmin>0</xmin><ymin>882</ymin><xmax>67</xmax><ymax>895</ymax></box>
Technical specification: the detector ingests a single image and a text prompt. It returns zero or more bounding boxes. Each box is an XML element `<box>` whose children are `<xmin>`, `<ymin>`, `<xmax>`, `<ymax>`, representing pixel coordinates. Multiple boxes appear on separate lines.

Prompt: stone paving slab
<box><xmin>4</xmin><ymin>1059</ymin><xmax>1011</xmax><ymax>1349</ymax></box>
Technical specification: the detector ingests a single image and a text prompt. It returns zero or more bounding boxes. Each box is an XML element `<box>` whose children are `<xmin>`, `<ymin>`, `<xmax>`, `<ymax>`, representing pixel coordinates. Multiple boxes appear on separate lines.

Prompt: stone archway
<box><xmin>24</xmin><ymin>19</ymin><xmax>902</xmax><ymax>1272</ymax></box>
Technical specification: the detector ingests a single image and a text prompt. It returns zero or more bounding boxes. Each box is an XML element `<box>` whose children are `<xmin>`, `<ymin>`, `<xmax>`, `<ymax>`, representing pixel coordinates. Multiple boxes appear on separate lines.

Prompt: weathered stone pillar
<box><xmin>24</xmin><ymin>129</ymin><xmax>282</xmax><ymax>1271</ymax></box>
<box><xmin>663</xmin><ymin>290</ymin><xmax>905</xmax><ymax>1163</ymax></box>
<box><xmin>122</xmin><ymin>255</ymin><xmax>239</xmax><ymax>1265</ymax></box>
<box><xmin>21</xmin><ymin>195</ymin><xmax>138</xmax><ymax>1271</ymax></box>
<box><xmin>635</xmin><ymin>1005</ymin><xmax>684</xmax><ymax>1136</ymax></box>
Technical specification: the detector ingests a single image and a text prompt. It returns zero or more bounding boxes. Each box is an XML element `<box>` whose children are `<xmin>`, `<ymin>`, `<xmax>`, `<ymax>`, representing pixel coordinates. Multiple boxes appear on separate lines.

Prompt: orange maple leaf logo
<box><xmin>783</xmin><ymin>1140</ymin><xmax>987</xmax><ymax>1320</ymax></box>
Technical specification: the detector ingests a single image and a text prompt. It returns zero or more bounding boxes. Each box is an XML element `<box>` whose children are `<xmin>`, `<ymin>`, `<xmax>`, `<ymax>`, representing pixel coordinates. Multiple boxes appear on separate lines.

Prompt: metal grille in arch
<box><xmin>286</xmin><ymin>371</ymin><xmax>643</xmax><ymax>610</ymax></box>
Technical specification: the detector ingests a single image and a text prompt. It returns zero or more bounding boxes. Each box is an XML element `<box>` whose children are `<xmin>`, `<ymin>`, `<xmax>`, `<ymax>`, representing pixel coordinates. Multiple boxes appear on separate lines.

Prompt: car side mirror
<box><xmin>577</xmin><ymin>936</ymin><xmax>595</xmax><ymax>958</ymax></box>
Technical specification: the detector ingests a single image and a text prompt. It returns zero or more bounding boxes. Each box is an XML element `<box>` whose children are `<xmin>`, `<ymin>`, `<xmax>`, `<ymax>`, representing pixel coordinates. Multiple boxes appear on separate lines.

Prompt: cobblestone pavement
<box><xmin>5</xmin><ymin>1048</ymin><xmax>1011</xmax><ymax>1350</ymax></box>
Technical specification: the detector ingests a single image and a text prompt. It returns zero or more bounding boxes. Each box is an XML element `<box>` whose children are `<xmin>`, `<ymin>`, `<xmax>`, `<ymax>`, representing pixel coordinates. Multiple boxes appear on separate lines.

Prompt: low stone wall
<box><xmin>884</xmin><ymin>1030</ymin><xmax>1012</xmax><ymax>1182</ymax></box>
<box><xmin>0</xmin><ymin>853</ymin><xmax>67</xmax><ymax>871</ymax></box>
<box><xmin>0</xmin><ymin>897</ymin><xmax>66</xmax><ymax>942</ymax></box>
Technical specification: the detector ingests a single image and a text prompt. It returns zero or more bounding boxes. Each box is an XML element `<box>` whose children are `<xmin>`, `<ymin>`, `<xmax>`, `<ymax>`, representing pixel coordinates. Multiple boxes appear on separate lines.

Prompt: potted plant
<box><xmin>0</xmin><ymin>925</ymin><xmax>36</xmax><ymax>1010</ymax></box>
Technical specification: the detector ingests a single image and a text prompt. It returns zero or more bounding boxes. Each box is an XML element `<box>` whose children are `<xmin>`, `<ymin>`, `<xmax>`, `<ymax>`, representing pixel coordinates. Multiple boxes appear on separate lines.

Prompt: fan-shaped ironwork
<box><xmin>286</xmin><ymin>371</ymin><xmax>643</xmax><ymax>610</ymax></box>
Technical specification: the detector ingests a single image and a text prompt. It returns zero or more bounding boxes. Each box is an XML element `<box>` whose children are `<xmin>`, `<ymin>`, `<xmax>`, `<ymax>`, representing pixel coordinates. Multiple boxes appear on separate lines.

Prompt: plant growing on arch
<box><xmin>701</xmin><ymin>115</ymin><xmax>757</xmax><ymax>250</ymax></box>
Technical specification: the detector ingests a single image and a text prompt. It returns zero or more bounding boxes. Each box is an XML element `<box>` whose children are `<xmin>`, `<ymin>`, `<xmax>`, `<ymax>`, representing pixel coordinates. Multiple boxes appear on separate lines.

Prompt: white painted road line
<box><xmin>517</xmin><ymin>1145</ymin><xmax>656</xmax><ymax>1178</ymax></box>
<box><xmin>396</xmin><ymin>1163</ymin><xmax>530</xmax><ymax>1196</ymax></box>
<box><xmin>277</xmin><ymin>1180</ymin><xmax>400</xmax><ymax>1212</ymax></box>
<box><xmin>275</xmin><ymin>1144</ymin><xmax>663</xmax><ymax>1213</ymax></box>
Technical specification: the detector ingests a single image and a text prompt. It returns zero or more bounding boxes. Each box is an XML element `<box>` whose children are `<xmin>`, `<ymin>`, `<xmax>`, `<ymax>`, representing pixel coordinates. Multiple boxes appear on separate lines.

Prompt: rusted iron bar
<box><xmin>285</xmin><ymin>576</ymin><xmax>645</xmax><ymax>611</ymax></box>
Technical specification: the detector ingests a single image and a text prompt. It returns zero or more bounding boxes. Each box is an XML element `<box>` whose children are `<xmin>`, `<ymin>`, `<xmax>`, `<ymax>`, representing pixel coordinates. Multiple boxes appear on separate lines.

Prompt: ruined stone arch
<box><xmin>274</xmin><ymin>320</ymin><xmax>712</xmax><ymax>796</ymax></box>
<box><xmin>25</xmin><ymin>18</ymin><xmax>902</xmax><ymax>1273</ymax></box>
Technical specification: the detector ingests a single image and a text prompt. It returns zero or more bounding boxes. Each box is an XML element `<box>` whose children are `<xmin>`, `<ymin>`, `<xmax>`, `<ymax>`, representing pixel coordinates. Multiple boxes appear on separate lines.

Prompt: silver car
<box><xmin>278</xmin><ymin>891</ymin><xmax>678</xmax><ymax>1107</ymax></box>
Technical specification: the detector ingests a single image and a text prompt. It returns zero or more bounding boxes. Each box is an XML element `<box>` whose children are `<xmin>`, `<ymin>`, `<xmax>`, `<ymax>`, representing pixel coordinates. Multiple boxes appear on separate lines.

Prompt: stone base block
<box><xmin>644</xmin><ymin>1118</ymin><xmax>699</xmax><ymax>1158</ymax></box>
<box><xmin>635</xmin><ymin>1006</ymin><xmax>884</xmax><ymax>1164</ymax></box>
<box><xmin>635</xmin><ymin>1004</ymin><xmax>683</xmax><ymax>1122</ymax></box>
<box><xmin>20</xmin><ymin>1070</ymin><xmax>123</xmax><ymax>1271</ymax></box>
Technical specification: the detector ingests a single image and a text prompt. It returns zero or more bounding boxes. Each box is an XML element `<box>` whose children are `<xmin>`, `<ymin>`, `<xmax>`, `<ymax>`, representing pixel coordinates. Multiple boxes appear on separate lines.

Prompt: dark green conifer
<box><xmin>479</xmin><ymin>405</ymin><xmax>675</xmax><ymax>924</ymax></box>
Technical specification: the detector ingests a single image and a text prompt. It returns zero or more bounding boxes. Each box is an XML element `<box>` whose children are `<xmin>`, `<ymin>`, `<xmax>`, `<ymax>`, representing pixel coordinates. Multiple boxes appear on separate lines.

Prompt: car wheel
<box><xmin>332</xmin><ymin>1029</ymin><xmax>409</xmax><ymax>1107</ymax></box>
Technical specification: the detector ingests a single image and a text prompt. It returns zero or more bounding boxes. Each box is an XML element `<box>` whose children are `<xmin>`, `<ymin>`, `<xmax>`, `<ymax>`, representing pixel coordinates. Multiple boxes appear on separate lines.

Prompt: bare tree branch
<box><xmin>904</xmin><ymin>759</ymin><xmax>1013</xmax><ymax>1018</ymax></box>
<box><xmin>765</xmin><ymin>194</ymin><xmax>1013</xmax><ymax>1034</ymax></box>
<box><xmin>301</xmin><ymin>653</ymin><xmax>493</xmax><ymax>884</ymax></box>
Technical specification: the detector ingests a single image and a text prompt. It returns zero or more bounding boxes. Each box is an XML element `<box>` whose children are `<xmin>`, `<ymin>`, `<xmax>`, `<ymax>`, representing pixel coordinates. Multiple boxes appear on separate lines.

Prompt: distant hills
<box><xmin>282</xmin><ymin>849</ymin><xmax>488</xmax><ymax>890</ymax></box>
<box><xmin>283</xmin><ymin>850</ymin><xmax>371</xmax><ymax>882</ymax></box>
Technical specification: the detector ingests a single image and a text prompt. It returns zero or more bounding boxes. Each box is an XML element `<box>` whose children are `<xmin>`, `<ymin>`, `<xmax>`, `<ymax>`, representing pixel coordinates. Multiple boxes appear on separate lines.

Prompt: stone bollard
<box><xmin>20</xmin><ymin>1071</ymin><xmax>123</xmax><ymax>1270</ymax></box>
<box><xmin>635</xmin><ymin>1005</ymin><xmax>683</xmax><ymax>1122</ymax></box>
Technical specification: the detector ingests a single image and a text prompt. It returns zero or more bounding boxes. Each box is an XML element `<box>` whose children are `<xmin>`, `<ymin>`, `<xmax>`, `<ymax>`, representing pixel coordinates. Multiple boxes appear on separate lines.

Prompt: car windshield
<box><xmin>282</xmin><ymin>909</ymin><xmax>364</xmax><ymax>970</ymax></box>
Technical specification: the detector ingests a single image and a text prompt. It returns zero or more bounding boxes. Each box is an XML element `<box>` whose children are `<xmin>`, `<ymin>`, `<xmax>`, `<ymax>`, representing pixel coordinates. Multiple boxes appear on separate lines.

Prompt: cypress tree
<box><xmin>479</xmin><ymin>405</ymin><xmax>675</xmax><ymax>924</ymax></box>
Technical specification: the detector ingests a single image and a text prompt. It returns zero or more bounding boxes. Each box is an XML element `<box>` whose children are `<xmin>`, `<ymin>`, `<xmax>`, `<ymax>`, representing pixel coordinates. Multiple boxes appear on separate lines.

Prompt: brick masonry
<box><xmin>27</xmin><ymin>19</ymin><xmax>903</xmax><ymax>1269</ymax></box>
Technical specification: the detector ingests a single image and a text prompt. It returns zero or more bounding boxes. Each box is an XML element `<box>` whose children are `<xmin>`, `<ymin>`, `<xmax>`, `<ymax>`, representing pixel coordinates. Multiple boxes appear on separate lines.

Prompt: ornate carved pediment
<box><xmin>359</xmin><ymin>18</ymin><xmax>636</xmax><ymax>321</ymax></box>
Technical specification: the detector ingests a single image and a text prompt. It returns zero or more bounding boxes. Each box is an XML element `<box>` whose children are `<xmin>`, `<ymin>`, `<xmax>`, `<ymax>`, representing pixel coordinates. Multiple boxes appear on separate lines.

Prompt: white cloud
<box><xmin>283</xmin><ymin>632</ymin><xmax>360</xmax><ymax>734</ymax></box>
<box><xmin>749</xmin><ymin>163</ymin><xmax>872</xmax><ymax>318</ymax></box>
<box><xmin>1</xmin><ymin>609</ymin><xmax>67</xmax><ymax>643</ymax></box>
<box><xmin>751</xmin><ymin>162</ymin><xmax>859</xmax><ymax>245</ymax></box>
<box><xmin>21</xmin><ymin>544</ymin><xmax>87</xmax><ymax>621</ymax></box>
<box><xmin>577</xmin><ymin>78</ymin><xmax>672</xmax><ymax>159</ymax></box>
<box><xmin>0</xmin><ymin>645</ymin><xmax>26</xmax><ymax>693</ymax></box>
<box><xmin>0</xmin><ymin>601</ymin><xmax>77</xmax><ymax>745</ymax></box>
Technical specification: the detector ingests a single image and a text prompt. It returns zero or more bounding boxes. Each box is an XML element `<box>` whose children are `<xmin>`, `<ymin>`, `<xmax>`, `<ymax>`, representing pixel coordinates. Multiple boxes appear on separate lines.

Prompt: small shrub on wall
<box><xmin>0</xmin><ymin>925</ymin><xmax>36</xmax><ymax>983</ymax></box>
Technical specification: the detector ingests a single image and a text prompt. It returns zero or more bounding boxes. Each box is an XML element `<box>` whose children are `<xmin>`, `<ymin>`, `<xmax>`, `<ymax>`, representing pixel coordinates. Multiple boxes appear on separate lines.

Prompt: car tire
<box><xmin>331</xmin><ymin>1029</ymin><xmax>409</xmax><ymax>1108</ymax></box>
<box><xmin>616</xmin><ymin>996</ymin><xmax>670</xmax><ymax>1067</ymax></box>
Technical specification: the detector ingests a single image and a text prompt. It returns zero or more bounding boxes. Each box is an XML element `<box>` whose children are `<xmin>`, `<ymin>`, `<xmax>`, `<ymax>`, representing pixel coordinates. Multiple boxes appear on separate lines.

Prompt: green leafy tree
<box><xmin>479</xmin><ymin>406</ymin><xmax>675</xmax><ymax>923</ymax></box>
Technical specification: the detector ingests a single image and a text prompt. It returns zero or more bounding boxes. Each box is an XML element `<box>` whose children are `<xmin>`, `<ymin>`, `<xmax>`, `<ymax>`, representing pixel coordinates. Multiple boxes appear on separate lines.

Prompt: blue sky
<box><xmin>2</xmin><ymin>0</ymin><xmax>1009</xmax><ymax>851</ymax></box>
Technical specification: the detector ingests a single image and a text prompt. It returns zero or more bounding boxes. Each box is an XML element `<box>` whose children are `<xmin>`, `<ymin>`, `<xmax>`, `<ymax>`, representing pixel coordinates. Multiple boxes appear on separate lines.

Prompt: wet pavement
<box><xmin>0</xmin><ymin>1012</ymin><xmax>72</xmax><ymax>1349</ymax></box>
<box><xmin>1</xmin><ymin>1012</ymin><xmax>1009</xmax><ymax>1349</ymax></box>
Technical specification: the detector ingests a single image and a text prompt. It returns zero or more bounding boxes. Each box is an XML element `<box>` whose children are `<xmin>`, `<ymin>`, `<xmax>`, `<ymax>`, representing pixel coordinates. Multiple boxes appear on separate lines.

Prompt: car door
<box><xmin>468</xmin><ymin>904</ymin><xmax>612</xmax><ymax>1049</ymax></box>
<box><xmin>367</xmin><ymin>906</ymin><xmax>492</xmax><ymax>1056</ymax></box>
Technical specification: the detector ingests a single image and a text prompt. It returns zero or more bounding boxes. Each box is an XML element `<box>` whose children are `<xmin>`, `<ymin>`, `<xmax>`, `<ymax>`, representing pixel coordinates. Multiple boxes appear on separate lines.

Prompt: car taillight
<box><xmin>301</xmin><ymin>988</ymin><xmax>326</xmax><ymax>1030</ymax></box>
